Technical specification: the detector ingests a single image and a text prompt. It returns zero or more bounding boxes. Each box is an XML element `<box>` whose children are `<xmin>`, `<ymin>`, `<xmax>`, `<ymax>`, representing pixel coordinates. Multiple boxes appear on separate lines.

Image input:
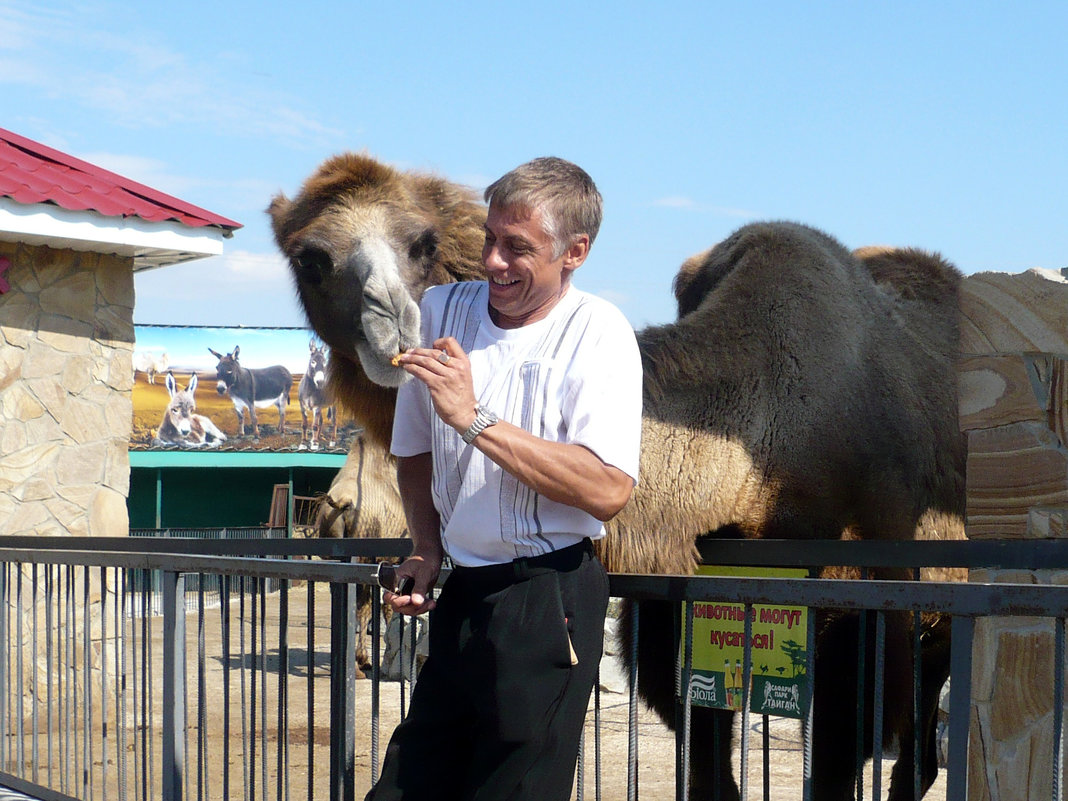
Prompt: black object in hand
<box><xmin>376</xmin><ymin>563</ymin><xmax>415</xmax><ymax>595</ymax></box>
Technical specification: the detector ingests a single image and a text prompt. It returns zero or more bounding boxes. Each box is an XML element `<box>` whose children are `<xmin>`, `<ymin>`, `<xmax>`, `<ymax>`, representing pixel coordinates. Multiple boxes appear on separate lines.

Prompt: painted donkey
<box><xmin>152</xmin><ymin>372</ymin><xmax>227</xmax><ymax>448</ymax></box>
<box><xmin>208</xmin><ymin>346</ymin><xmax>293</xmax><ymax>439</ymax></box>
<box><xmin>298</xmin><ymin>340</ymin><xmax>338</xmax><ymax>450</ymax></box>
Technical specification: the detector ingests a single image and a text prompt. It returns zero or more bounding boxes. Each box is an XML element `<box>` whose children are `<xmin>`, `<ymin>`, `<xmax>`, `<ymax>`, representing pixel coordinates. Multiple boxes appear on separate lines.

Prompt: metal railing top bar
<box><xmin>0</xmin><ymin>536</ymin><xmax>413</xmax><ymax>560</ymax></box>
<box><xmin>3</xmin><ymin>544</ymin><xmax>1068</xmax><ymax>619</ymax></box>
<box><xmin>5</xmin><ymin>536</ymin><xmax>1067</xmax><ymax>570</ymax></box>
<box><xmin>0</xmin><ymin>548</ymin><xmax>385</xmax><ymax>585</ymax></box>
<box><xmin>695</xmin><ymin>536</ymin><xmax>1068</xmax><ymax>570</ymax></box>
<box><xmin>609</xmin><ymin>572</ymin><xmax>1068</xmax><ymax>617</ymax></box>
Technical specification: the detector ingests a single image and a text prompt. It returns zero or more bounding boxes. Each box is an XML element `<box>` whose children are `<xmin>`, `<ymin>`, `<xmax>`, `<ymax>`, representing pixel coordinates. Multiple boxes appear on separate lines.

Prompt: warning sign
<box><xmin>679</xmin><ymin>566</ymin><xmax>810</xmax><ymax>719</ymax></box>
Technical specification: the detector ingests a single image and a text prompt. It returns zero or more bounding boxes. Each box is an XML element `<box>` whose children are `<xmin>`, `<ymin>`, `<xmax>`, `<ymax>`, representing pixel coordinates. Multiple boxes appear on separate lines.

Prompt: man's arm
<box><xmin>389</xmin><ymin>452</ymin><xmax>443</xmax><ymax>614</ymax></box>
<box><xmin>397</xmin><ymin>339</ymin><xmax>634</xmax><ymax>521</ymax></box>
<box><xmin>467</xmin><ymin>423</ymin><xmax>633</xmax><ymax>521</ymax></box>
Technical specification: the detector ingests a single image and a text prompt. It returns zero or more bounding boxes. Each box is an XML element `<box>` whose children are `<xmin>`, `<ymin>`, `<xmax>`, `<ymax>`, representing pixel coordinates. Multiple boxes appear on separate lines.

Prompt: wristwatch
<box><xmin>461</xmin><ymin>404</ymin><xmax>499</xmax><ymax>444</ymax></box>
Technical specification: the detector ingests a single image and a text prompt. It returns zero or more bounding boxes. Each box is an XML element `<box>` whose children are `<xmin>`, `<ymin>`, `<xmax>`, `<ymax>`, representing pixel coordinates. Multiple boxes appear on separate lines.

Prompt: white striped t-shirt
<box><xmin>390</xmin><ymin>281</ymin><xmax>643</xmax><ymax>567</ymax></box>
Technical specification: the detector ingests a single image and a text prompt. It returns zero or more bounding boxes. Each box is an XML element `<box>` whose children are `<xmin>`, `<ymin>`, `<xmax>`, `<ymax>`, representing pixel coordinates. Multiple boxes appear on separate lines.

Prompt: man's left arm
<box><xmin>465</xmin><ymin>422</ymin><xmax>633</xmax><ymax>521</ymax></box>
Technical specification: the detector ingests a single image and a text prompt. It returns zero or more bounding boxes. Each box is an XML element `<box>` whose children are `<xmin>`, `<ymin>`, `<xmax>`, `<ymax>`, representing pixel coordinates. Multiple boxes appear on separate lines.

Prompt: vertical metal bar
<box><xmin>855</xmin><ymin>608</ymin><xmax>867</xmax><ymax>801</ymax></box>
<box><xmin>260</xmin><ymin>582</ymin><xmax>269</xmax><ymax>800</ymax></box>
<box><xmin>32</xmin><ymin>564</ymin><xmax>40</xmax><ymax>786</ymax></box>
<box><xmin>84</xmin><ymin>567</ymin><xmax>93</xmax><ymax>800</ymax></box>
<box><xmin>308</xmin><ymin>580</ymin><xmax>317</xmax><ymax>801</ymax></box>
<box><xmin>100</xmin><ymin>567</ymin><xmax>110</xmax><ymax>801</ymax></box>
<box><xmin>163</xmin><ymin>572</ymin><xmax>187</xmax><ymax>801</ymax></box>
<box><xmin>251</xmin><ymin>577</ymin><xmax>260</xmax><ymax>801</ymax></box>
<box><xmin>371</xmin><ymin>589</ymin><xmax>381</xmax><ymax>786</ymax></box>
<box><xmin>627</xmin><ymin>601</ymin><xmax>639</xmax><ymax>801</ymax></box>
<box><xmin>1054</xmin><ymin>616</ymin><xmax>1065</xmax><ymax>801</ymax></box>
<box><xmin>913</xmin><ymin>603</ymin><xmax>923</xmax><ymax>801</ymax></box>
<box><xmin>739</xmin><ymin>603</ymin><xmax>753</xmax><ymax>801</ymax></box>
<box><xmin>221</xmin><ymin>575</ymin><xmax>232</xmax><ymax>801</ymax></box>
<box><xmin>594</xmin><ymin>676</ymin><xmax>603</xmax><ymax>801</ymax></box>
<box><xmin>279</xmin><ymin>579</ymin><xmax>290</xmax><ymax>801</ymax></box>
<box><xmin>198</xmin><ymin>577</ymin><xmax>208</xmax><ymax>801</ymax></box>
<box><xmin>66</xmin><ymin>564</ymin><xmax>74</xmax><ymax>795</ymax></box>
<box><xmin>146</xmin><ymin>576</ymin><xmax>155</xmax><ymax>801</ymax></box>
<box><xmin>329</xmin><ymin>581</ymin><xmax>357</xmax><ymax>801</ymax></box>
<box><xmin>576</xmin><ymin>726</ymin><xmax>585</xmax><ymax>801</ymax></box>
<box><xmin>871</xmin><ymin>611</ymin><xmax>886</xmax><ymax>801</ymax></box>
<box><xmin>947</xmin><ymin>615</ymin><xmax>974</xmax><ymax>800</ymax></box>
<box><xmin>47</xmin><ymin>565</ymin><xmax>54</xmax><ymax>789</ymax></box>
<box><xmin>0</xmin><ymin>561</ymin><xmax>8</xmax><ymax>775</ymax></box>
<box><xmin>397</xmin><ymin>614</ymin><xmax>408</xmax><ymax>721</ymax></box>
<box><xmin>679</xmin><ymin>601</ymin><xmax>694</xmax><ymax>801</ymax></box>
<box><xmin>16</xmin><ymin>563</ymin><xmax>25</xmax><ymax>777</ymax></box>
<box><xmin>762</xmin><ymin>715</ymin><xmax>770</xmax><ymax>801</ymax></box>
<box><xmin>240</xmin><ymin>578</ymin><xmax>250</xmax><ymax>800</ymax></box>
<box><xmin>802</xmin><ymin>605</ymin><xmax>815</xmax><ymax>801</ymax></box>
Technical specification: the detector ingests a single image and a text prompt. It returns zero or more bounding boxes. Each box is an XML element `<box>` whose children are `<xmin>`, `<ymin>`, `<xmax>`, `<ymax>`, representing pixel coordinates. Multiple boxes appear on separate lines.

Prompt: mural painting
<box><xmin>131</xmin><ymin>325</ymin><xmax>359</xmax><ymax>453</ymax></box>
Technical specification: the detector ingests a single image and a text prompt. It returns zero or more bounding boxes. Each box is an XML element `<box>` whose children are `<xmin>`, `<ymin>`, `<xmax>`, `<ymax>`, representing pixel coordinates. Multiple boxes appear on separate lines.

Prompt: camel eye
<box><xmin>408</xmin><ymin>230</ymin><xmax>438</xmax><ymax>264</ymax></box>
<box><xmin>293</xmin><ymin>247</ymin><xmax>332</xmax><ymax>285</ymax></box>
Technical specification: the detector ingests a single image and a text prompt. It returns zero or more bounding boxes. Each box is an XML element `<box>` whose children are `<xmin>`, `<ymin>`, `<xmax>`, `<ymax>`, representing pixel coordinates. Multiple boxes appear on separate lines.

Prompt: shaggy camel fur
<box><xmin>314</xmin><ymin>437</ymin><xmax>409</xmax><ymax>674</ymax></box>
<box><xmin>269</xmin><ymin>154</ymin><xmax>965</xmax><ymax>801</ymax></box>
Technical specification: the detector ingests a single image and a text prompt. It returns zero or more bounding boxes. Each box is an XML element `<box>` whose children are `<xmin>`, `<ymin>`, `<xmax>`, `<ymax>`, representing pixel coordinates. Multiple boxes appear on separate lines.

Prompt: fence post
<box><xmin>947</xmin><ymin>615</ymin><xmax>974</xmax><ymax>800</ymax></box>
<box><xmin>162</xmin><ymin>571</ymin><xmax>187</xmax><ymax>800</ymax></box>
<box><xmin>330</xmin><ymin>581</ymin><xmax>357</xmax><ymax>801</ymax></box>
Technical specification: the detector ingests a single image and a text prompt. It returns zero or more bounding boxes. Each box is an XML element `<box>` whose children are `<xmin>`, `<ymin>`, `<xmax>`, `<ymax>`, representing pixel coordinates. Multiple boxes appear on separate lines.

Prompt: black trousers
<box><xmin>366</xmin><ymin>539</ymin><xmax>609</xmax><ymax>801</ymax></box>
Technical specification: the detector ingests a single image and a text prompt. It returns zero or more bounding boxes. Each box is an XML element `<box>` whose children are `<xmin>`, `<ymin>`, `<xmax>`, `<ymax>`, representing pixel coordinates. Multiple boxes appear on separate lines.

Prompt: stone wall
<box><xmin>959</xmin><ymin>267</ymin><xmax>1068</xmax><ymax>799</ymax></box>
<box><xmin>0</xmin><ymin>240</ymin><xmax>134</xmax><ymax>536</ymax></box>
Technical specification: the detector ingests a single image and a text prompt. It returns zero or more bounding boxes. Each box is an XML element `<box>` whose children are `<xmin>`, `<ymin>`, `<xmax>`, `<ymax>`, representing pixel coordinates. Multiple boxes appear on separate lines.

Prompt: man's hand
<box><xmin>394</xmin><ymin>337</ymin><xmax>478</xmax><ymax>433</ymax></box>
<box><xmin>383</xmin><ymin>552</ymin><xmax>441</xmax><ymax>616</ymax></box>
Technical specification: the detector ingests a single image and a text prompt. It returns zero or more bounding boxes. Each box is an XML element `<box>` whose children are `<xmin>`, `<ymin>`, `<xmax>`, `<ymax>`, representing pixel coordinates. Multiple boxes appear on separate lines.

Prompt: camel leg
<box><xmin>810</xmin><ymin>610</ymin><xmax>869</xmax><ymax>801</ymax></box>
<box><xmin>887</xmin><ymin>615</ymin><xmax>952</xmax><ymax>801</ymax></box>
<box><xmin>619</xmin><ymin>599</ymin><xmax>740</xmax><ymax>801</ymax></box>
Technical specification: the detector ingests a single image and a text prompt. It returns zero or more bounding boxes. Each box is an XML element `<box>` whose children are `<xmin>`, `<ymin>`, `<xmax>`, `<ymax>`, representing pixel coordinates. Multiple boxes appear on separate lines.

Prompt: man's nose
<box><xmin>483</xmin><ymin>244</ymin><xmax>505</xmax><ymax>270</ymax></box>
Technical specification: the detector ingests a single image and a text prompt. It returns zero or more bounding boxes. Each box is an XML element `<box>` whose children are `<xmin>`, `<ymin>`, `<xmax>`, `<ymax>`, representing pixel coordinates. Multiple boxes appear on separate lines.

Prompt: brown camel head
<box><xmin>268</xmin><ymin>153</ymin><xmax>486</xmax><ymax>389</ymax></box>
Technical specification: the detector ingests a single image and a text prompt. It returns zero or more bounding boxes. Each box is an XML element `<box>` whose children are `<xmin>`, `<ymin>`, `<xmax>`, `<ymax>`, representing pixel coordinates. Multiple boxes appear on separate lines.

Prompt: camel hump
<box><xmin>854</xmin><ymin>245</ymin><xmax>962</xmax><ymax>309</ymax></box>
<box><xmin>673</xmin><ymin>221</ymin><xmax>854</xmax><ymax>318</ymax></box>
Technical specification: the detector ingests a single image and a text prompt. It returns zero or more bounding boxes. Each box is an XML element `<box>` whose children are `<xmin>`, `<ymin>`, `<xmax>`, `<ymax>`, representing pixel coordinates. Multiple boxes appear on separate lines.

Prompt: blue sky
<box><xmin>3</xmin><ymin>1</ymin><xmax>1065</xmax><ymax>330</ymax></box>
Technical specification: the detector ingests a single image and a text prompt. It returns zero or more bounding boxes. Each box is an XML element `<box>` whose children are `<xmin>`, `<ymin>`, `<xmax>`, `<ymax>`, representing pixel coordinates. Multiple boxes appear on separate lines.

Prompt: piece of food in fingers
<box><xmin>390</xmin><ymin>353</ymin><xmax>404</xmax><ymax>367</ymax></box>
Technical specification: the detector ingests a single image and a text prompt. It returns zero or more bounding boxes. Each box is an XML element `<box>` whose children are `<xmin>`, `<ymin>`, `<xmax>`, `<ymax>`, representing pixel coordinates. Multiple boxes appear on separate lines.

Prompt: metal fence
<box><xmin>1</xmin><ymin>536</ymin><xmax>1068</xmax><ymax>801</ymax></box>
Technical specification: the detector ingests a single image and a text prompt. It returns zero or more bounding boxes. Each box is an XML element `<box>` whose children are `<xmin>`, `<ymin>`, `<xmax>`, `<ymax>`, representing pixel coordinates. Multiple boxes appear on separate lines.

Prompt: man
<box><xmin>371</xmin><ymin>157</ymin><xmax>643</xmax><ymax>801</ymax></box>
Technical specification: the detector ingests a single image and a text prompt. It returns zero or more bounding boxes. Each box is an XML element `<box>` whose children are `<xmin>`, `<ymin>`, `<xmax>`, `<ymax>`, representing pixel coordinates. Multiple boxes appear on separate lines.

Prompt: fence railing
<box><xmin>1</xmin><ymin>537</ymin><xmax>1067</xmax><ymax>801</ymax></box>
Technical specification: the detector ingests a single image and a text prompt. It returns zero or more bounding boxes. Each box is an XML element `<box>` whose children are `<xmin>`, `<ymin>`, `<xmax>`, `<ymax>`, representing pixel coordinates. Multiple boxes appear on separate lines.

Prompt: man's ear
<box><xmin>563</xmin><ymin>234</ymin><xmax>591</xmax><ymax>270</ymax></box>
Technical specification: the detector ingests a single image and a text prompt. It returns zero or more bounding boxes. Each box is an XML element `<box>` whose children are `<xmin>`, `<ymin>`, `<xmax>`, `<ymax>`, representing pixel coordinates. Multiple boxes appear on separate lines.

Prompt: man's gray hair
<box><xmin>484</xmin><ymin>157</ymin><xmax>603</xmax><ymax>259</ymax></box>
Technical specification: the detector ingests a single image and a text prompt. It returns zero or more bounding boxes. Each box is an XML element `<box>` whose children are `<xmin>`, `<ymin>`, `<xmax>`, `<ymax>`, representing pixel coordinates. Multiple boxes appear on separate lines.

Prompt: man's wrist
<box><xmin>461</xmin><ymin>404</ymin><xmax>498</xmax><ymax>444</ymax></box>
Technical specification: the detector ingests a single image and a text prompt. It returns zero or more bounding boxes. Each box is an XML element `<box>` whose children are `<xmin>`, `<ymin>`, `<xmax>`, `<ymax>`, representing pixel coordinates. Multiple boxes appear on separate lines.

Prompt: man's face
<box><xmin>481</xmin><ymin>203</ymin><xmax>585</xmax><ymax>329</ymax></box>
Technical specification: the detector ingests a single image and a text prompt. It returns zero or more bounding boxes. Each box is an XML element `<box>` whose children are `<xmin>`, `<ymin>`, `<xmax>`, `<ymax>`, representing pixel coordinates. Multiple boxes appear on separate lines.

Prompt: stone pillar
<box><xmin>0</xmin><ymin>241</ymin><xmax>134</xmax><ymax>536</ymax></box>
<box><xmin>958</xmin><ymin>268</ymin><xmax>1068</xmax><ymax>799</ymax></box>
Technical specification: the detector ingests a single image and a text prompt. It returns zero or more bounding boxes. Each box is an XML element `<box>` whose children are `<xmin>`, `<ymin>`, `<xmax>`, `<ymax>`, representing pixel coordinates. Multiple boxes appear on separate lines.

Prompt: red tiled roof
<box><xmin>0</xmin><ymin>127</ymin><xmax>241</xmax><ymax>232</ymax></box>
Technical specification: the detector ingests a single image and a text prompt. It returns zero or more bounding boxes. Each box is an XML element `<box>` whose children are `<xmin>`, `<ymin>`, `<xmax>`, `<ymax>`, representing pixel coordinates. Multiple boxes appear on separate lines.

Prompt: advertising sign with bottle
<box><xmin>678</xmin><ymin>566</ymin><xmax>810</xmax><ymax>719</ymax></box>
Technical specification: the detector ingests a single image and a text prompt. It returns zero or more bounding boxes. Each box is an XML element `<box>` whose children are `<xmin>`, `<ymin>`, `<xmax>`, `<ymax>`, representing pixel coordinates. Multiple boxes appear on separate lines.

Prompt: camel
<box><xmin>314</xmin><ymin>436</ymin><xmax>409</xmax><ymax>676</ymax></box>
<box><xmin>268</xmin><ymin>153</ymin><xmax>966</xmax><ymax>801</ymax></box>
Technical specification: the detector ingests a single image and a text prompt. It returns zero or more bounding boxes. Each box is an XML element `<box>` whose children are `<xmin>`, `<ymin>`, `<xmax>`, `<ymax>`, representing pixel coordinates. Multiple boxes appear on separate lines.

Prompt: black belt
<box><xmin>452</xmin><ymin>538</ymin><xmax>594</xmax><ymax>586</ymax></box>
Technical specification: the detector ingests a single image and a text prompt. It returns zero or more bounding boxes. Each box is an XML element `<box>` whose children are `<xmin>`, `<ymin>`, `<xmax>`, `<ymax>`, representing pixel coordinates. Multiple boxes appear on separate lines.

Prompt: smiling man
<box><xmin>370</xmin><ymin>157</ymin><xmax>643</xmax><ymax>801</ymax></box>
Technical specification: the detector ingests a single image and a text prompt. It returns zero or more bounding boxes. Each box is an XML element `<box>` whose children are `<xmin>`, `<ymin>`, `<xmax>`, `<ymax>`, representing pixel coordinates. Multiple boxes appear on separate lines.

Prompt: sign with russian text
<box><xmin>679</xmin><ymin>566</ymin><xmax>810</xmax><ymax>719</ymax></box>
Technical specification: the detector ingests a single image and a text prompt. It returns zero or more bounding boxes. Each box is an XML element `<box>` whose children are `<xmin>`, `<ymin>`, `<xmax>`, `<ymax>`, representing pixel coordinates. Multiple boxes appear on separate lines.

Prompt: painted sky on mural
<box><xmin>2</xmin><ymin>1</ymin><xmax>1066</xmax><ymax>332</ymax></box>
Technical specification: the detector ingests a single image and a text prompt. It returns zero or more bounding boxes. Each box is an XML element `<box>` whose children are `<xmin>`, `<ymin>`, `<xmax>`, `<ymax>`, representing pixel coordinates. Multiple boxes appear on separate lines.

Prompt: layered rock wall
<box><xmin>0</xmin><ymin>241</ymin><xmax>134</xmax><ymax>536</ymax></box>
<box><xmin>959</xmin><ymin>268</ymin><xmax>1068</xmax><ymax>799</ymax></box>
